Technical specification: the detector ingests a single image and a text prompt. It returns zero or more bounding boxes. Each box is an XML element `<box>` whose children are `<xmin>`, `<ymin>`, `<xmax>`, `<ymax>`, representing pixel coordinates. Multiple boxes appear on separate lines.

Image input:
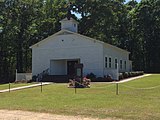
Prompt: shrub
<box><xmin>123</xmin><ymin>72</ymin><xmax>129</xmax><ymax>78</ymax></box>
<box><xmin>68</xmin><ymin>77</ymin><xmax>91</xmax><ymax>88</ymax></box>
<box><xmin>86</xmin><ymin>73</ymin><xmax>96</xmax><ymax>80</ymax></box>
<box><xmin>32</xmin><ymin>75</ymin><xmax>37</xmax><ymax>82</ymax></box>
<box><xmin>104</xmin><ymin>75</ymin><xmax>113</xmax><ymax>82</ymax></box>
<box><xmin>128</xmin><ymin>72</ymin><xmax>132</xmax><ymax>77</ymax></box>
<box><xmin>119</xmin><ymin>71</ymin><xmax>144</xmax><ymax>80</ymax></box>
<box><xmin>119</xmin><ymin>73</ymin><xmax>123</xmax><ymax>80</ymax></box>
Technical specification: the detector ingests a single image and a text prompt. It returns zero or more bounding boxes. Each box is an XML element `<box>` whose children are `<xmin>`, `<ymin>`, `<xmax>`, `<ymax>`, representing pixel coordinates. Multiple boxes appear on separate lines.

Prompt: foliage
<box><xmin>0</xmin><ymin>0</ymin><xmax>67</xmax><ymax>82</ymax></box>
<box><xmin>68</xmin><ymin>77</ymin><xmax>91</xmax><ymax>88</ymax></box>
<box><xmin>129</xmin><ymin>0</ymin><xmax>160</xmax><ymax>72</ymax></box>
<box><xmin>0</xmin><ymin>0</ymin><xmax>160</xmax><ymax>82</ymax></box>
<box><xmin>119</xmin><ymin>71</ymin><xmax>144</xmax><ymax>80</ymax></box>
<box><xmin>86</xmin><ymin>72</ymin><xmax>96</xmax><ymax>80</ymax></box>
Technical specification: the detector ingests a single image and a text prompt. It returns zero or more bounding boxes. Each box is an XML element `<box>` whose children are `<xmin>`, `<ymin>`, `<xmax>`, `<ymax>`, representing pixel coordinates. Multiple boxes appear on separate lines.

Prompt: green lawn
<box><xmin>0</xmin><ymin>74</ymin><xmax>160</xmax><ymax>120</ymax></box>
<box><xmin>0</xmin><ymin>83</ymin><xmax>34</xmax><ymax>90</ymax></box>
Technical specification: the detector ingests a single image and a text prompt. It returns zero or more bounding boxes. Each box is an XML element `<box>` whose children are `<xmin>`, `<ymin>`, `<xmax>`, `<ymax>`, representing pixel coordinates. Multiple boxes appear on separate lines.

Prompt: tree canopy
<box><xmin>0</xmin><ymin>0</ymin><xmax>160</xmax><ymax>82</ymax></box>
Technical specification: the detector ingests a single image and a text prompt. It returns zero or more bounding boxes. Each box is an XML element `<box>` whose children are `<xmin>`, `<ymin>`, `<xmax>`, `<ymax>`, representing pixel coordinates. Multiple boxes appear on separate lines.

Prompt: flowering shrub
<box><xmin>82</xmin><ymin>77</ymin><xmax>91</xmax><ymax>88</ymax></box>
<box><xmin>68</xmin><ymin>77</ymin><xmax>91</xmax><ymax>88</ymax></box>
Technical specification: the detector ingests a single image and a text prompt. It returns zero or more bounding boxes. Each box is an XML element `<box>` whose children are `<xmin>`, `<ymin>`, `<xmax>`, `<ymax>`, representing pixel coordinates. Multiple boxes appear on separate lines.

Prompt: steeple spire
<box><xmin>60</xmin><ymin>17</ymin><xmax>78</xmax><ymax>33</ymax></box>
<box><xmin>59</xmin><ymin>2</ymin><xmax>78</xmax><ymax>32</ymax></box>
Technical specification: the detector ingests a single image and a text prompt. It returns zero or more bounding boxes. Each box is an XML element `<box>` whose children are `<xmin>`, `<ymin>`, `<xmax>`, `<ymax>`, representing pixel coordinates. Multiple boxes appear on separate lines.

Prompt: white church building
<box><xmin>30</xmin><ymin>17</ymin><xmax>132</xmax><ymax>80</ymax></box>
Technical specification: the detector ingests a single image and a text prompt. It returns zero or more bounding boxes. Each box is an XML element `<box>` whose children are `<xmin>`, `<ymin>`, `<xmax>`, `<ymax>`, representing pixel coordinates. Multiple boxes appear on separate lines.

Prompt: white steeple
<box><xmin>60</xmin><ymin>17</ymin><xmax>78</xmax><ymax>33</ymax></box>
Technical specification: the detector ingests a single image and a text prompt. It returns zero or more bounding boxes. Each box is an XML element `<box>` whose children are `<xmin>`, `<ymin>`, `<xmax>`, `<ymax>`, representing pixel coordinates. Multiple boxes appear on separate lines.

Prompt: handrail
<box><xmin>37</xmin><ymin>68</ymin><xmax>49</xmax><ymax>81</ymax></box>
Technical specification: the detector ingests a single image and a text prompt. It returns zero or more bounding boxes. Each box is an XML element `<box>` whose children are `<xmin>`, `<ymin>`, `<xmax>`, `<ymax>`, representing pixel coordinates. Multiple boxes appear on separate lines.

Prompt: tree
<box><xmin>130</xmin><ymin>0</ymin><xmax>160</xmax><ymax>72</ymax></box>
<box><xmin>0</xmin><ymin>0</ymin><xmax>160</xmax><ymax>83</ymax></box>
<box><xmin>0</xmin><ymin>0</ymin><xmax>68</xmax><ymax>82</ymax></box>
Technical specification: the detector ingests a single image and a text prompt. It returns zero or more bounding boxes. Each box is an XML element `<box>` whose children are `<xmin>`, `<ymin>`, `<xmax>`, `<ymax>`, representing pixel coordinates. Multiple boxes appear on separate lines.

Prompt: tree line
<box><xmin>0</xmin><ymin>0</ymin><xmax>160</xmax><ymax>82</ymax></box>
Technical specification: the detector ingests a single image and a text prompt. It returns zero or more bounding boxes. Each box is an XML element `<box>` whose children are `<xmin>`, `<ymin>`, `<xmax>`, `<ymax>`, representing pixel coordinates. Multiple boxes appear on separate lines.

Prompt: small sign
<box><xmin>77</xmin><ymin>68</ymin><xmax>81</xmax><ymax>77</ymax></box>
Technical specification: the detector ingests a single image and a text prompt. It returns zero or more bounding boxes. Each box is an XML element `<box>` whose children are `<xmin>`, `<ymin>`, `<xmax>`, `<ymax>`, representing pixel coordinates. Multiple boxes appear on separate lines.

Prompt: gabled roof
<box><xmin>30</xmin><ymin>30</ymin><xmax>67</xmax><ymax>48</ymax></box>
<box><xmin>30</xmin><ymin>29</ymin><xmax>130</xmax><ymax>53</ymax></box>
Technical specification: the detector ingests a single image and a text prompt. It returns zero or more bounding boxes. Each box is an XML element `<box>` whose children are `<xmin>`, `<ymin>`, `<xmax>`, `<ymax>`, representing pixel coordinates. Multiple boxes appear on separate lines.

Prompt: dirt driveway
<box><xmin>0</xmin><ymin>110</ymin><xmax>115</xmax><ymax>120</ymax></box>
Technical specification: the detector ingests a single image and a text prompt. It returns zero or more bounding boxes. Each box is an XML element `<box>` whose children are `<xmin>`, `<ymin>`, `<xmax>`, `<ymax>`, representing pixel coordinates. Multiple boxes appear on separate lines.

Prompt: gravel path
<box><xmin>0</xmin><ymin>110</ymin><xmax>115</xmax><ymax>120</ymax></box>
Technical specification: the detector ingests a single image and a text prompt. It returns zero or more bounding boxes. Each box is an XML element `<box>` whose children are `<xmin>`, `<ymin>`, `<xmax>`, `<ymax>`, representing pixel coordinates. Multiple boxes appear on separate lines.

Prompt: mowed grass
<box><xmin>0</xmin><ymin>83</ymin><xmax>33</xmax><ymax>90</ymax></box>
<box><xmin>0</xmin><ymin>74</ymin><xmax>160</xmax><ymax>120</ymax></box>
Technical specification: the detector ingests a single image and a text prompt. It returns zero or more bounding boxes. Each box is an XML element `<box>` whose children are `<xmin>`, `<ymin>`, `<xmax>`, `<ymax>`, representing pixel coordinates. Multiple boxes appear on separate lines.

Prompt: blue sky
<box><xmin>126</xmin><ymin>0</ymin><xmax>141</xmax><ymax>3</ymax></box>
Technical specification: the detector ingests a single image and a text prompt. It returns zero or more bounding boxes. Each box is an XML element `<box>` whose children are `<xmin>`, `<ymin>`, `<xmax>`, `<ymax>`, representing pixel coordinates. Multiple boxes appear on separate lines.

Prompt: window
<box><xmin>124</xmin><ymin>61</ymin><xmax>126</xmax><ymax>70</ymax></box>
<box><xmin>120</xmin><ymin>60</ymin><xmax>122</xmax><ymax>69</ymax></box>
<box><xmin>109</xmin><ymin>57</ymin><xmax>112</xmax><ymax>68</ymax></box>
<box><xmin>105</xmin><ymin>57</ymin><xmax>108</xmax><ymax>68</ymax></box>
<box><xmin>115</xmin><ymin>59</ymin><xmax>118</xmax><ymax>69</ymax></box>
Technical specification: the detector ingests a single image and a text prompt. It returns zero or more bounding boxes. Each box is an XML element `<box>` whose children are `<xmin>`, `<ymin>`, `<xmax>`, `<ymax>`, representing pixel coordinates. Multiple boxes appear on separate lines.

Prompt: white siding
<box><xmin>32</xmin><ymin>34</ymin><xmax>104</xmax><ymax>77</ymax></box>
<box><xmin>32</xmin><ymin>31</ymin><xmax>131</xmax><ymax>79</ymax></box>
<box><xmin>61</xmin><ymin>22</ymin><xmax>78</xmax><ymax>33</ymax></box>
<box><xmin>103</xmin><ymin>45</ymin><xmax>130</xmax><ymax>75</ymax></box>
